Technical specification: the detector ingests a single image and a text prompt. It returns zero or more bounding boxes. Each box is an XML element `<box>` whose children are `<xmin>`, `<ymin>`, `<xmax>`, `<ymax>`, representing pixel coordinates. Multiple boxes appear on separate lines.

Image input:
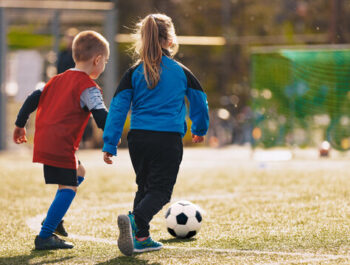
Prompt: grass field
<box><xmin>1</xmin><ymin>146</ymin><xmax>350</xmax><ymax>264</ymax></box>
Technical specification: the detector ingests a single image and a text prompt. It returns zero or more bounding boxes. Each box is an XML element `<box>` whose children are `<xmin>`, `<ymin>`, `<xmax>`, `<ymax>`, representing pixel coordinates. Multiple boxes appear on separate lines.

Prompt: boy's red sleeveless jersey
<box><xmin>33</xmin><ymin>70</ymin><xmax>97</xmax><ymax>169</ymax></box>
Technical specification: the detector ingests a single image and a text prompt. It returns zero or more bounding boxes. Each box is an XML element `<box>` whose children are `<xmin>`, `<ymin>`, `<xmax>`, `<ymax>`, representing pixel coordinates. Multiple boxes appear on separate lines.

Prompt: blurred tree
<box><xmin>116</xmin><ymin>0</ymin><xmax>350</xmax><ymax>145</ymax></box>
<box><xmin>5</xmin><ymin>0</ymin><xmax>348</xmax><ymax>146</ymax></box>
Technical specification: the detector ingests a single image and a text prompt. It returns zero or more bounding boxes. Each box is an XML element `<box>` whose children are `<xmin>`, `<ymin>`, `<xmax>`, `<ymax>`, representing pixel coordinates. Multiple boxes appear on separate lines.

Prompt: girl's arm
<box><xmin>102</xmin><ymin>68</ymin><xmax>134</xmax><ymax>156</ymax></box>
<box><xmin>183</xmin><ymin>67</ymin><xmax>209</xmax><ymax>137</ymax></box>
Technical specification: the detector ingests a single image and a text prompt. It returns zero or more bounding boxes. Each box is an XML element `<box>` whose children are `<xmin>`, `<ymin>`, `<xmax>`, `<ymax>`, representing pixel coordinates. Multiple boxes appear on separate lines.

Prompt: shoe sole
<box><xmin>35</xmin><ymin>245</ymin><xmax>73</xmax><ymax>250</ymax></box>
<box><xmin>117</xmin><ymin>215</ymin><xmax>134</xmax><ymax>256</ymax></box>
<box><xmin>134</xmin><ymin>245</ymin><xmax>163</xmax><ymax>253</ymax></box>
<box><xmin>35</xmin><ymin>242</ymin><xmax>74</xmax><ymax>250</ymax></box>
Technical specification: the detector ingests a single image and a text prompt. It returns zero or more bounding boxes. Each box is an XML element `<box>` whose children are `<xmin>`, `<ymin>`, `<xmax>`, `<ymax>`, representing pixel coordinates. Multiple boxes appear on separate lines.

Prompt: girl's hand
<box><xmin>13</xmin><ymin>126</ymin><xmax>27</xmax><ymax>144</ymax></box>
<box><xmin>192</xmin><ymin>134</ymin><xmax>204</xmax><ymax>143</ymax></box>
<box><xmin>103</xmin><ymin>152</ymin><xmax>113</xmax><ymax>164</ymax></box>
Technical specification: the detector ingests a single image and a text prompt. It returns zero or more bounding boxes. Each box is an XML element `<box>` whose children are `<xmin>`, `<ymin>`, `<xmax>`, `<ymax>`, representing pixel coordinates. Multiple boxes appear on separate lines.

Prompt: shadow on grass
<box><xmin>96</xmin><ymin>256</ymin><xmax>161</xmax><ymax>265</ymax></box>
<box><xmin>159</xmin><ymin>237</ymin><xmax>196</xmax><ymax>244</ymax></box>
<box><xmin>0</xmin><ymin>250</ymin><xmax>74</xmax><ymax>265</ymax></box>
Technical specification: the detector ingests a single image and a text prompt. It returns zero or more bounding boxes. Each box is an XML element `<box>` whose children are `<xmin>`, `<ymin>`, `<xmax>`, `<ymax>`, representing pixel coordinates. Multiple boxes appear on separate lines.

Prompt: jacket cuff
<box><xmin>191</xmin><ymin>128</ymin><xmax>207</xmax><ymax>137</ymax></box>
<box><xmin>102</xmin><ymin>143</ymin><xmax>117</xmax><ymax>156</ymax></box>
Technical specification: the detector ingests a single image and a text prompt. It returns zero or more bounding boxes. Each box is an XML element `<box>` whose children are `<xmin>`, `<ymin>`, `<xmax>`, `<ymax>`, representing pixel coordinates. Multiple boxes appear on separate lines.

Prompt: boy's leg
<box><xmin>41</xmin><ymin>161</ymin><xmax>85</xmax><ymax>236</ymax></box>
<box><xmin>41</xmin><ymin>188</ymin><xmax>68</xmax><ymax>237</ymax></box>
<box><xmin>36</xmin><ymin>185</ymin><xmax>76</xmax><ymax>250</ymax></box>
<box><xmin>39</xmin><ymin>185</ymin><xmax>76</xmax><ymax>239</ymax></box>
<box><xmin>36</xmin><ymin>165</ymin><xmax>78</xmax><ymax>250</ymax></box>
<box><xmin>77</xmin><ymin>160</ymin><xmax>85</xmax><ymax>186</ymax></box>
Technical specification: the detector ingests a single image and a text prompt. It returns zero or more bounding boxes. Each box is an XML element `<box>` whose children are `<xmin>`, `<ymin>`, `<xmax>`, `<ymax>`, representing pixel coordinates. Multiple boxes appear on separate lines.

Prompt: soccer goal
<box><xmin>0</xmin><ymin>0</ymin><xmax>117</xmax><ymax>150</ymax></box>
<box><xmin>250</xmin><ymin>45</ymin><xmax>350</xmax><ymax>151</ymax></box>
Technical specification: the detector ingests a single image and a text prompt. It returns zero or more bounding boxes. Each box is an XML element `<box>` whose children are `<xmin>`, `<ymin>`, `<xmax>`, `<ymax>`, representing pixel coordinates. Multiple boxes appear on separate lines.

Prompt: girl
<box><xmin>102</xmin><ymin>13</ymin><xmax>209</xmax><ymax>256</ymax></box>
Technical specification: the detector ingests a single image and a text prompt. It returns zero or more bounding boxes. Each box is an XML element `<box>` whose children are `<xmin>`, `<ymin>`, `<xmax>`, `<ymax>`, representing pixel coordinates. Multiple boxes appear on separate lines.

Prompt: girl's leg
<box><xmin>128</xmin><ymin>131</ymin><xmax>149</xmax><ymax>211</ymax></box>
<box><xmin>130</xmin><ymin>132</ymin><xmax>183</xmax><ymax>238</ymax></box>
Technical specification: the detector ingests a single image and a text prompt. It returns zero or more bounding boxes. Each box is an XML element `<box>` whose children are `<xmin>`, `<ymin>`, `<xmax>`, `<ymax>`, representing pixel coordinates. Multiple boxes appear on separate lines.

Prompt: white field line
<box><xmin>166</xmin><ymin>246</ymin><xmax>350</xmax><ymax>260</ymax></box>
<box><xmin>25</xmin><ymin>193</ymin><xmax>350</xmax><ymax>261</ymax></box>
<box><xmin>24</xmin><ymin>215</ymin><xmax>350</xmax><ymax>261</ymax></box>
<box><xmin>257</xmin><ymin>256</ymin><xmax>346</xmax><ymax>265</ymax></box>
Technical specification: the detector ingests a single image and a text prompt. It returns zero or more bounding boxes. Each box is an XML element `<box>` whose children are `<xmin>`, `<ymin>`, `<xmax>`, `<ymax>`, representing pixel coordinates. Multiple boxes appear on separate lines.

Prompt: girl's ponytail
<box><xmin>132</xmin><ymin>14</ymin><xmax>179</xmax><ymax>89</ymax></box>
<box><xmin>141</xmin><ymin>15</ymin><xmax>163</xmax><ymax>89</ymax></box>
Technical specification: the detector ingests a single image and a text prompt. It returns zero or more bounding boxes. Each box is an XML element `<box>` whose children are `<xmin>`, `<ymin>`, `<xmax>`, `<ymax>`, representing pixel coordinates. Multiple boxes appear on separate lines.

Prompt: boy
<box><xmin>13</xmin><ymin>30</ymin><xmax>109</xmax><ymax>250</ymax></box>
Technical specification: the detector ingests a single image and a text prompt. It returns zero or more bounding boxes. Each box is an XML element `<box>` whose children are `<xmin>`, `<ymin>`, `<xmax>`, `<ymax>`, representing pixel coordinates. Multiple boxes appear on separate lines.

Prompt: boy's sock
<box><xmin>39</xmin><ymin>189</ymin><xmax>76</xmax><ymax>238</ymax></box>
<box><xmin>77</xmin><ymin>176</ymin><xmax>85</xmax><ymax>186</ymax></box>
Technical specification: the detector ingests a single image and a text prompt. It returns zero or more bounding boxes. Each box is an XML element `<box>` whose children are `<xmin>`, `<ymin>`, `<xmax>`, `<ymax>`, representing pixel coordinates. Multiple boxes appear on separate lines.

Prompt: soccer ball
<box><xmin>165</xmin><ymin>200</ymin><xmax>203</xmax><ymax>238</ymax></box>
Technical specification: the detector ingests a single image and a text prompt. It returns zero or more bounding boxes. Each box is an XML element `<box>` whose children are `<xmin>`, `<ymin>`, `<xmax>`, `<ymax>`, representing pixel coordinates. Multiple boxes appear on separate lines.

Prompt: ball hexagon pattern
<box><xmin>165</xmin><ymin>200</ymin><xmax>203</xmax><ymax>238</ymax></box>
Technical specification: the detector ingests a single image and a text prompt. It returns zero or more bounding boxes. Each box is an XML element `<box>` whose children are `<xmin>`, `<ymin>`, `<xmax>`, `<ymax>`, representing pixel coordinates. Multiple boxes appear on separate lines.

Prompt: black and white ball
<box><xmin>165</xmin><ymin>200</ymin><xmax>203</xmax><ymax>238</ymax></box>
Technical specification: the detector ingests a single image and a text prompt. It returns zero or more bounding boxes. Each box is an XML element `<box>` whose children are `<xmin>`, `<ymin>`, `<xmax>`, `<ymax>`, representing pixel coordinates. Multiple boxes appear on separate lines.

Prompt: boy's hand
<box><xmin>13</xmin><ymin>126</ymin><xmax>27</xmax><ymax>144</ymax></box>
<box><xmin>192</xmin><ymin>134</ymin><xmax>204</xmax><ymax>143</ymax></box>
<box><xmin>103</xmin><ymin>152</ymin><xmax>113</xmax><ymax>164</ymax></box>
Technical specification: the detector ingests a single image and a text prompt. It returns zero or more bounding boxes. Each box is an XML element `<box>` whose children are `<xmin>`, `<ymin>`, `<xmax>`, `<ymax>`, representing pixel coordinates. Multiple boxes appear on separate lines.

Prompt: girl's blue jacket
<box><xmin>102</xmin><ymin>53</ymin><xmax>209</xmax><ymax>155</ymax></box>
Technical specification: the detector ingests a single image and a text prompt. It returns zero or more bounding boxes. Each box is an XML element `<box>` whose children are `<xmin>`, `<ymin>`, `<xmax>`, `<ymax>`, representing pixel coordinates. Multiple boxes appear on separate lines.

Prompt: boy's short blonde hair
<box><xmin>72</xmin><ymin>30</ymin><xmax>109</xmax><ymax>62</ymax></box>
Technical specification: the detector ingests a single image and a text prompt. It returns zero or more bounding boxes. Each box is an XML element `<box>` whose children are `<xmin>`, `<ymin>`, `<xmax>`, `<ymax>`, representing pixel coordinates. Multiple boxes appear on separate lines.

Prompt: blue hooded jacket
<box><xmin>103</xmin><ymin>52</ymin><xmax>209</xmax><ymax>155</ymax></box>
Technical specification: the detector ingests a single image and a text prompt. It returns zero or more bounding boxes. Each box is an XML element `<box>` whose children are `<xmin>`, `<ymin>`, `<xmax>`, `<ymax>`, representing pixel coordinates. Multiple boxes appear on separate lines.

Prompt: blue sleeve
<box><xmin>183</xmin><ymin>67</ymin><xmax>209</xmax><ymax>136</ymax></box>
<box><xmin>102</xmin><ymin>68</ymin><xmax>134</xmax><ymax>156</ymax></box>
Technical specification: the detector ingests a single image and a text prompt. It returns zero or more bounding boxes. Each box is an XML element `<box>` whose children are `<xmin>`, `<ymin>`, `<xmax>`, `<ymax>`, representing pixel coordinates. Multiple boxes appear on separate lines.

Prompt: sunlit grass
<box><xmin>1</xmin><ymin>148</ymin><xmax>350</xmax><ymax>264</ymax></box>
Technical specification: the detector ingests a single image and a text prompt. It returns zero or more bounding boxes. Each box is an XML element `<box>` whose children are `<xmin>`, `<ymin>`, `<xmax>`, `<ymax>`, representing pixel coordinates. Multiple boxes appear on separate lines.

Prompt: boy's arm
<box><xmin>102</xmin><ymin>68</ymin><xmax>134</xmax><ymax>156</ymax></box>
<box><xmin>182</xmin><ymin>67</ymin><xmax>210</xmax><ymax>137</ymax></box>
<box><xmin>15</xmin><ymin>89</ymin><xmax>42</xmax><ymax>128</ymax></box>
<box><xmin>91</xmin><ymin>109</ymin><xmax>107</xmax><ymax>130</ymax></box>
<box><xmin>80</xmin><ymin>86</ymin><xmax>108</xmax><ymax>130</ymax></box>
<box><xmin>14</xmin><ymin>89</ymin><xmax>42</xmax><ymax>144</ymax></box>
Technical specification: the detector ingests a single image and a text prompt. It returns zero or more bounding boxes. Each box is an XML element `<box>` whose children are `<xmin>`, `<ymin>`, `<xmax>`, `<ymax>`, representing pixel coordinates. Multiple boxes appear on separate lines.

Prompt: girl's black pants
<box><xmin>127</xmin><ymin>129</ymin><xmax>183</xmax><ymax>238</ymax></box>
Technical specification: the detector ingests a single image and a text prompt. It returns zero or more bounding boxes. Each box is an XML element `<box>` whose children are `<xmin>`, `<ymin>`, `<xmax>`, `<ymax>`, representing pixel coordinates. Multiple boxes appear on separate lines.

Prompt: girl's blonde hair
<box><xmin>132</xmin><ymin>14</ymin><xmax>179</xmax><ymax>89</ymax></box>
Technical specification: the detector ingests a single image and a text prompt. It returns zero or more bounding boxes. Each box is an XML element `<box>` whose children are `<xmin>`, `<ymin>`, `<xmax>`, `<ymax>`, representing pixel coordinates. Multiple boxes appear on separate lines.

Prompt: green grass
<box><xmin>1</xmin><ymin>148</ymin><xmax>350</xmax><ymax>264</ymax></box>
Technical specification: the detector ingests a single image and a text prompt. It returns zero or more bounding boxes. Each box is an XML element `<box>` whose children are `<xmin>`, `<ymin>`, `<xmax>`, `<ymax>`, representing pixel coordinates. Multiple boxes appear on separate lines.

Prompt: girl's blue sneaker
<box><xmin>133</xmin><ymin>237</ymin><xmax>163</xmax><ymax>253</ymax></box>
<box><xmin>117</xmin><ymin>215</ymin><xmax>134</xmax><ymax>256</ymax></box>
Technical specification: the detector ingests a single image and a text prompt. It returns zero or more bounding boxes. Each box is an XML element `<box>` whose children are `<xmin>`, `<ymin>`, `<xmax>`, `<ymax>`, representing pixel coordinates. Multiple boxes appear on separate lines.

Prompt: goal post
<box><xmin>0</xmin><ymin>1</ymin><xmax>117</xmax><ymax>150</ymax></box>
<box><xmin>0</xmin><ymin>8</ymin><xmax>7</xmax><ymax>150</ymax></box>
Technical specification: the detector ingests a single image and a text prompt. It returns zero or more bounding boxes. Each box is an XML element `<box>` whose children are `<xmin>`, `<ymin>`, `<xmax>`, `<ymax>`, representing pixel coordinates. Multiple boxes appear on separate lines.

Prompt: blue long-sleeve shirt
<box><xmin>103</xmin><ymin>53</ymin><xmax>209</xmax><ymax>156</ymax></box>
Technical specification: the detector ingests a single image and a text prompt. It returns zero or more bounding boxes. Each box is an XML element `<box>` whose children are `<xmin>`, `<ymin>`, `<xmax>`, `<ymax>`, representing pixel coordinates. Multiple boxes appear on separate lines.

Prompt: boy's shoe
<box><xmin>117</xmin><ymin>214</ymin><xmax>134</xmax><ymax>256</ymax></box>
<box><xmin>34</xmin><ymin>234</ymin><xmax>74</xmax><ymax>250</ymax></box>
<box><xmin>127</xmin><ymin>211</ymin><xmax>137</xmax><ymax>238</ymax></box>
<box><xmin>133</xmin><ymin>237</ymin><xmax>163</xmax><ymax>253</ymax></box>
<box><xmin>41</xmin><ymin>218</ymin><xmax>68</xmax><ymax>237</ymax></box>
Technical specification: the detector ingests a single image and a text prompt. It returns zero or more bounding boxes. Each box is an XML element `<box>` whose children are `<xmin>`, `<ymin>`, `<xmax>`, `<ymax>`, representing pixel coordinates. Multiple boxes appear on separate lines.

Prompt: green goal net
<box><xmin>250</xmin><ymin>46</ymin><xmax>350</xmax><ymax>150</ymax></box>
